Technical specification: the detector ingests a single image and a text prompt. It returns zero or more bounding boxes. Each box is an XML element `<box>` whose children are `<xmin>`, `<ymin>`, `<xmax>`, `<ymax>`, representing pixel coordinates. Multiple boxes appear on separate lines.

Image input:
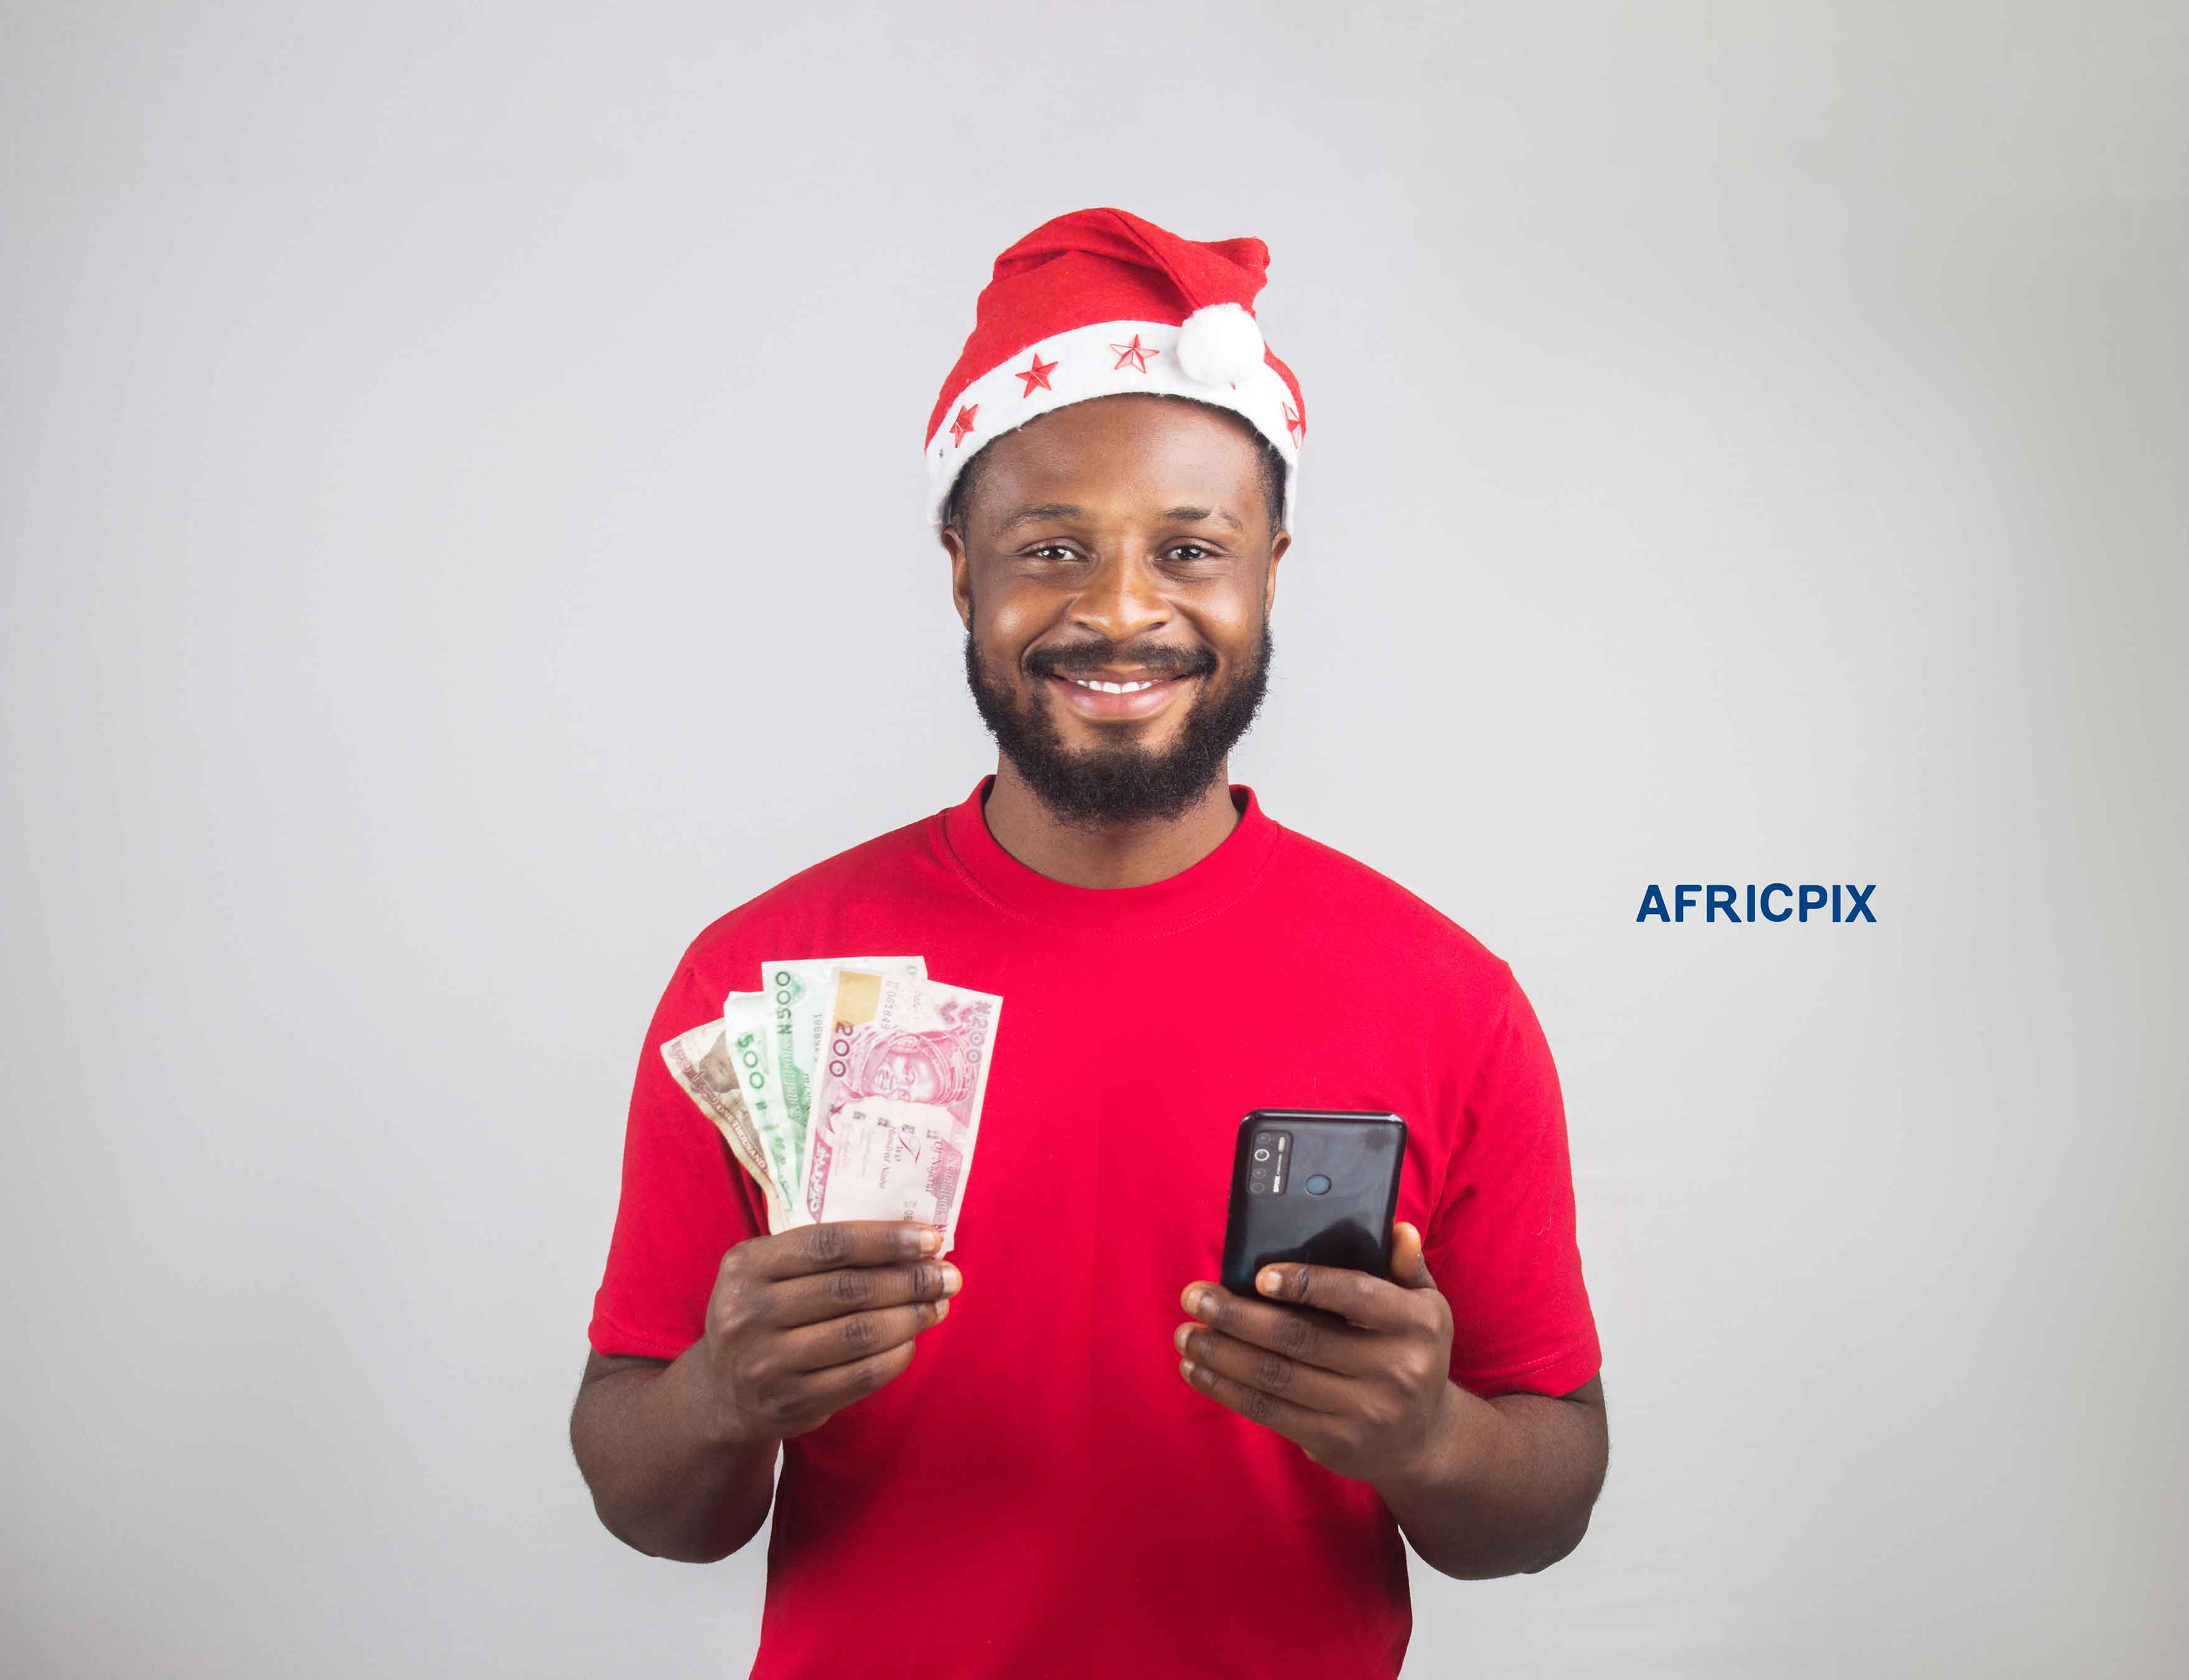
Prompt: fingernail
<box><xmin>939</xmin><ymin>1264</ymin><xmax>963</xmax><ymax>1297</ymax></box>
<box><xmin>1257</xmin><ymin>1269</ymin><xmax>1282</xmax><ymax>1295</ymax></box>
<box><xmin>1179</xmin><ymin>1358</ymin><xmax>1198</xmax><ymax>1381</ymax></box>
<box><xmin>1191</xmin><ymin>1288</ymin><xmax>1216</xmax><ymax>1318</ymax></box>
<box><xmin>1173</xmin><ymin>1323</ymin><xmax>1192</xmax><ymax>1354</ymax></box>
<box><xmin>933</xmin><ymin>1298</ymin><xmax>950</xmax><ymax>1321</ymax></box>
<box><xmin>918</xmin><ymin>1228</ymin><xmax>940</xmax><ymax>1254</ymax></box>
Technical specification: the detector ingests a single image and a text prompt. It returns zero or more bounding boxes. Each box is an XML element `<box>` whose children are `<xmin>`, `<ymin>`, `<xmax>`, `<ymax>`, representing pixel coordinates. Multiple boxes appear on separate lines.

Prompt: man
<box><xmin>571</xmin><ymin>207</ymin><xmax>1607</xmax><ymax>1679</ymax></box>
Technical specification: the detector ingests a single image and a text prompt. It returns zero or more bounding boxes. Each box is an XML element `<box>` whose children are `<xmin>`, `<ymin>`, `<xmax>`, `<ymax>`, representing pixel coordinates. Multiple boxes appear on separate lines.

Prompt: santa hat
<box><xmin>925</xmin><ymin>207</ymin><xmax>1305</xmax><ymax>530</ymax></box>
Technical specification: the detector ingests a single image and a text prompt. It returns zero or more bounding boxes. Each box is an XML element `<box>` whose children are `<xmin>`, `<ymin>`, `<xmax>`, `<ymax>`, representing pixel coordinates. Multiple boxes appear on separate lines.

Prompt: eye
<box><xmin>1165</xmin><ymin>543</ymin><xmax>1218</xmax><ymax>562</ymax></box>
<box><xmin>1025</xmin><ymin>543</ymin><xmax>1080</xmax><ymax>561</ymax></box>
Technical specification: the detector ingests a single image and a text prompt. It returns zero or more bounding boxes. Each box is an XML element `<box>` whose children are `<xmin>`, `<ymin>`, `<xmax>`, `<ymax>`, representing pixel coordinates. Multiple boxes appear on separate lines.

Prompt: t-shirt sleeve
<box><xmin>1422</xmin><ymin>968</ymin><xmax>1602</xmax><ymax>1399</ymax></box>
<box><xmin>587</xmin><ymin>952</ymin><xmax>770</xmax><ymax>1361</ymax></box>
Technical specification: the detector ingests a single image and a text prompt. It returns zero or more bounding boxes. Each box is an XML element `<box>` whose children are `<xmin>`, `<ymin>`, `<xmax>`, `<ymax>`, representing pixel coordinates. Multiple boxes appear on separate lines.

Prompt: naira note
<box><xmin>809</xmin><ymin>1098</ymin><xmax>969</xmax><ymax>1229</ymax></box>
<box><xmin>759</xmin><ymin>955</ymin><xmax>926</xmax><ymax>1219</ymax></box>
<box><xmin>718</xmin><ymin>990</ymin><xmax>797</xmax><ymax>1214</ymax></box>
<box><xmin>660</xmin><ymin>1008</ymin><xmax>790</xmax><ymax>1232</ymax></box>
<box><xmin>802</xmin><ymin>969</ymin><xmax>1001</xmax><ymax>1253</ymax></box>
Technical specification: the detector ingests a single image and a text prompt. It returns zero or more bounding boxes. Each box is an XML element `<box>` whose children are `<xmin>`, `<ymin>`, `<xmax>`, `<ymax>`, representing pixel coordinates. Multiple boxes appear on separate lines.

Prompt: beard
<box><xmin>962</xmin><ymin>613</ymin><xmax>1276</xmax><ymax>827</ymax></box>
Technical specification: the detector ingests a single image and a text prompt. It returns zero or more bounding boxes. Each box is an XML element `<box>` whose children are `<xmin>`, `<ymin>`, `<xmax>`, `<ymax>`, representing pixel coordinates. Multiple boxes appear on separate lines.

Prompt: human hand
<box><xmin>1173</xmin><ymin>1220</ymin><xmax>1457</xmax><ymax>1485</ymax></box>
<box><xmin>700</xmin><ymin>1220</ymin><xmax>960</xmax><ymax>1448</ymax></box>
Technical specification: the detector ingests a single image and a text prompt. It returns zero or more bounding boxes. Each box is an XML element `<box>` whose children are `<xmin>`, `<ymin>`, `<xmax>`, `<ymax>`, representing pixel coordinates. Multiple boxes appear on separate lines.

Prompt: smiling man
<box><xmin>571</xmin><ymin>208</ymin><xmax>1607</xmax><ymax>1680</ymax></box>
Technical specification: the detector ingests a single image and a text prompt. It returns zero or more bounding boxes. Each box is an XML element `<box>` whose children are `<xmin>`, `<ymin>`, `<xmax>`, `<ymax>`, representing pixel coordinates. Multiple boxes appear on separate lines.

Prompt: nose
<box><xmin>1068</xmin><ymin>552</ymin><xmax>1170</xmax><ymax>644</ymax></box>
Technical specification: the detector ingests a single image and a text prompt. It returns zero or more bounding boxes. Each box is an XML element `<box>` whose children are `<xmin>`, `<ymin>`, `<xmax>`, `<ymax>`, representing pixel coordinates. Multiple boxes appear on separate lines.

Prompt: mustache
<box><xmin>1026</xmin><ymin>644</ymin><xmax>1215</xmax><ymax>680</ymax></box>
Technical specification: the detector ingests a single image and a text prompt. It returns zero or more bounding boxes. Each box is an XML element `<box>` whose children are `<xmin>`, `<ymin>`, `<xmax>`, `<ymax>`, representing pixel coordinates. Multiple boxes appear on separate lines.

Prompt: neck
<box><xmin>980</xmin><ymin>756</ymin><xmax>1241</xmax><ymax>888</ymax></box>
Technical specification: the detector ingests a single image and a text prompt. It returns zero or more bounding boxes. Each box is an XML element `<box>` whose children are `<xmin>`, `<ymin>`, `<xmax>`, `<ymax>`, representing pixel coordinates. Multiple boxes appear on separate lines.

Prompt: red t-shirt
<box><xmin>589</xmin><ymin>776</ymin><xmax>1600</xmax><ymax>1679</ymax></box>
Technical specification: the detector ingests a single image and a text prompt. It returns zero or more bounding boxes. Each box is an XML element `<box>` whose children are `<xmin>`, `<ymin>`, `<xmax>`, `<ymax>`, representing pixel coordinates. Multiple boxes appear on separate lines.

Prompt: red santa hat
<box><xmin>926</xmin><ymin>207</ymin><xmax>1305</xmax><ymax>530</ymax></box>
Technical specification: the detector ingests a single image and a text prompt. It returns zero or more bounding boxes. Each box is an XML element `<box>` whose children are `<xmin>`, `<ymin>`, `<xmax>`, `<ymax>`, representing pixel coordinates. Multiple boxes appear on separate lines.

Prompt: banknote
<box><xmin>802</xmin><ymin>969</ymin><xmax>1001</xmax><ymax>1252</ymax></box>
<box><xmin>759</xmin><ymin>955</ymin><xmax>926</xmax><ymax>1217</ymax></box>
<box><xmin>717</xmin><ymin>990</ymin><xmax>798</xmax><ymax>1205</ymax></box>
<box><xmin>660</xmin><ymin>1012</ymin><xmax>789</xmax><ymax>1231</ymax></box>
<box><xmin>808</xmin><ymin>1097</ymin><xmax>968</xmax><ymax>1229</ymax></box>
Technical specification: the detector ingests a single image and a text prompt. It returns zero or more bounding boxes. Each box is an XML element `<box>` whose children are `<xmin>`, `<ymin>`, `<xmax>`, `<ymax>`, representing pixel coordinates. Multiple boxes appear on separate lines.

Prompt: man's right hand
<box><xmin>698</xmin><ymin>1219</ymin><xmax>961</xmax><ymax>1448</ymax></box>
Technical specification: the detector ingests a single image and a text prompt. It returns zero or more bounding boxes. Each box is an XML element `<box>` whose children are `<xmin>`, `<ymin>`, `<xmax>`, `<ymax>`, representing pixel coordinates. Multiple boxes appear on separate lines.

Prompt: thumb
<box><xmin>1389</xmin><ymin>1221</ymin><xmax>1435</xmax><ymax>1290</ymax></box>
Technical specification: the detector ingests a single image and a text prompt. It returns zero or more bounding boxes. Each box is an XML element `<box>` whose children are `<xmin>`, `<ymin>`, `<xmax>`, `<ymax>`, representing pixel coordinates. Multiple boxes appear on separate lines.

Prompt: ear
<box><xmin>1263</xmin><ymin>528</ymin><xmax>1289</xmax><ymax>619</ymax></box>
<box><xmin>942</xmin><ymin>523</ymin><xmax>973</xmax><ymax>630</ymax></box>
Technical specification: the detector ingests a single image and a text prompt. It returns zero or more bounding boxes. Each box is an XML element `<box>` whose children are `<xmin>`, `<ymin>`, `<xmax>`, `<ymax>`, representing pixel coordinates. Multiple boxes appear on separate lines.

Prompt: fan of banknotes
<box><xmin>662</xmin><ymin>957</ymin><xmax>1003</xmax><ymax>1255</ymax></box>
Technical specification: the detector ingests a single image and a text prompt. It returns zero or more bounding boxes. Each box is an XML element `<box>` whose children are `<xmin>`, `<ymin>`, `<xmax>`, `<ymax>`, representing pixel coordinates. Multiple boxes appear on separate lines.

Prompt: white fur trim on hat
<box><xmin>926</xmin><ymin>319</ymin><xmax>1299</xmax><ymax>531</ymax></box>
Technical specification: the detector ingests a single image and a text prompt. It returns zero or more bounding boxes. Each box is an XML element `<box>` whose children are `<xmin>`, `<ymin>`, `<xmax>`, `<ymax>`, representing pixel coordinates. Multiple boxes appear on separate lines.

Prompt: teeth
<box><xmin>1068</xmin><ymin>677</ymin><xmax>1161</xmax><ymax>693</ymax></box>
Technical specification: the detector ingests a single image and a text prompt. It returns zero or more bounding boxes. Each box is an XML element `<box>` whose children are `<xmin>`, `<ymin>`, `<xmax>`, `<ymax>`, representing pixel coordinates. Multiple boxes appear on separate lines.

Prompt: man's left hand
<box><xmin>1174</xmin><ymin>1221</ymin><xmax>1459</xmax><ymax>1487</ymax></box>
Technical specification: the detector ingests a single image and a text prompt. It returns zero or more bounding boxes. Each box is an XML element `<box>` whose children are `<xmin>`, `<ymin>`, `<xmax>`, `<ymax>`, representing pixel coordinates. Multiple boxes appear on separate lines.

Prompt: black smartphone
<box><xmin>1220</xmin><ymin>1110</ymin><xmax>1407</xmax><ymax>1298</ymax></box>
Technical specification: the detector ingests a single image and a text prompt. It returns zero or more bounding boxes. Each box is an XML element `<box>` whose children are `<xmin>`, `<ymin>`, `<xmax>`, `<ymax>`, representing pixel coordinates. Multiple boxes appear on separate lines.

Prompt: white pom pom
<box><xmin>1174</xmin><ymin>302</ymin><xmax>1265</xmax><ymax>385</ymax></box>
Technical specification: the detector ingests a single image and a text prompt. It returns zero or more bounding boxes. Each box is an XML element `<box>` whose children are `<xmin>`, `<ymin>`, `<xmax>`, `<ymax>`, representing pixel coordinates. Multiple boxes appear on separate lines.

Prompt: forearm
<box><xmin>1375</xmin><ymin>1379</ymin><xmax>1607</xmax><ymax>1580</ymax></box>
<box><xmin>570</xmin><ymin>1349</ymin><xmax>780</xmax><ymax>1564</ymax></box>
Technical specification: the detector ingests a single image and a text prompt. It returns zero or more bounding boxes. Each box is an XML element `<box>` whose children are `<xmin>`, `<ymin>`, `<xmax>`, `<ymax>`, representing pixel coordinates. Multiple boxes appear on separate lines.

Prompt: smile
<box><xmin>1043</xmin><ymin>668</ymin><xmax>1201</xmax><ymax>721</ymax></box>
<box><xmin>1065</xmin><ymin>676</ymin><xmax>1162</xmax><ymax>693</ymax></box>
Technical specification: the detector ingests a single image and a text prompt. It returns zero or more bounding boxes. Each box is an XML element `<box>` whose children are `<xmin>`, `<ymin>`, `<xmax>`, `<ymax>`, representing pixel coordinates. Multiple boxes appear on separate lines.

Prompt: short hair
<box><xmin>942</xmin><ymin>395</ymin><xmax>1289</xmax><ymax>543</ymax></box>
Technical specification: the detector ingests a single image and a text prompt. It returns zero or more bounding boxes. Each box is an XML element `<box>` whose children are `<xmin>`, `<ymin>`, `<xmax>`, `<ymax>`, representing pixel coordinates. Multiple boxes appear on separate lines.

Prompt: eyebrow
<box><xmin>996</xmin><ymin>502</ymin><xmax>1087</xmax><ymax>533</ymax></box>
<box><xmin>995</xmin><ymin>502</ymin><xmax>1245</xmax><ymax>534</ymax></box>
<box><xmin>1163</xmin><ymin>504</ymin><xmax>1244</xmax><ymax>532</ymax></box>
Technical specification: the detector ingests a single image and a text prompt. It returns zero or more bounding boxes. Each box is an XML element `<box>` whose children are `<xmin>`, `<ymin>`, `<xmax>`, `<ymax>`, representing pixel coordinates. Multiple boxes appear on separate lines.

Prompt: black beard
<box><xmin>962</xmin><ymin>616</ymin><xmax>1275</xmax><ymax>827</ymax></box>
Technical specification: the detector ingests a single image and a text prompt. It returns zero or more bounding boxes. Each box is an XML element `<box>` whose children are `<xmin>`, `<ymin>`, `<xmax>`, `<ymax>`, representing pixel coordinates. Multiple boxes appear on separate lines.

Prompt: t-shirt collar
<box><xmin>937</xmin><ymin>774</ymin><xmax>1280</xmax><ymax>935</ymax></box>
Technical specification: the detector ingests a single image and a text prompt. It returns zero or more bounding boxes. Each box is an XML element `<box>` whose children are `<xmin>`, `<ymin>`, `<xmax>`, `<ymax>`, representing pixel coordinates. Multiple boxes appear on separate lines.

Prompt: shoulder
<box><xmin>1265</xmin><ymin>820</ymin><xmax>1517</xmax><ymax>1003</ymax></box>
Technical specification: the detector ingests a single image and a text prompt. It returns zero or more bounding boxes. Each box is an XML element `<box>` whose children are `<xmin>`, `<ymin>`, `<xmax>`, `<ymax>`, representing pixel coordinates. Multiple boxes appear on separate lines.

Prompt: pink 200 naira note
<box><xmin>800</xmin><ymin>969</ymin><xmax>1001</xmax><ymax>1255</ymax></box>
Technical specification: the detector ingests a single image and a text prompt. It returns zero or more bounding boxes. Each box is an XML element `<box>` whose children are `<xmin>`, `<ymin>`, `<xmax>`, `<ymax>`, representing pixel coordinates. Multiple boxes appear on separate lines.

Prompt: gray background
<box><xmin>4</xmin><ymin>3</ymin><xmax>2183</xmax><ymax>1675</ymax></box>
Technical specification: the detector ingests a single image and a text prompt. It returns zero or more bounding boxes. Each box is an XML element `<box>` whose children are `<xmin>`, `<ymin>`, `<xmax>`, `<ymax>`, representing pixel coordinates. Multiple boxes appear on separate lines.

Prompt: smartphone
<box><xmin>1220</xmin><ymin>1110</ymin><xmax>1407</xmax><ymax>1298</ymax></box>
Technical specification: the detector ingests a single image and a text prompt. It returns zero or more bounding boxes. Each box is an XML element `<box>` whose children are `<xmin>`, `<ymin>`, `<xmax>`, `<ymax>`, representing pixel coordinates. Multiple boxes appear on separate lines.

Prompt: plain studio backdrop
<box><xmin>3</xmin><ymin>4</ymin><xmax>2183</xmax><ymax>1676</ymax></box>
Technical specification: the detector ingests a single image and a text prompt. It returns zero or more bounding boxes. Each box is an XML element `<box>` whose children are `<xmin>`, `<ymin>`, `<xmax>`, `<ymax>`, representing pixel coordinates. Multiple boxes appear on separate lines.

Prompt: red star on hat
<box><xmin>1015</xmin><ymin>352</ymin><xmax>1058</xmax><ymax>396</ymax></box>
<box><xmin>1283</xmin><ymin>400</ymin><xmax>1305</xmax><ymax>443</ymax></box>
<box><xmin>1109</xmin><ymin>334</ymin><xmax>1158</xmax><ymax>373</ymax></box>
<box><xmin>949</xmin><ymin>403</ymin><xmax>978</xmax><ymax>446</ymax></box>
